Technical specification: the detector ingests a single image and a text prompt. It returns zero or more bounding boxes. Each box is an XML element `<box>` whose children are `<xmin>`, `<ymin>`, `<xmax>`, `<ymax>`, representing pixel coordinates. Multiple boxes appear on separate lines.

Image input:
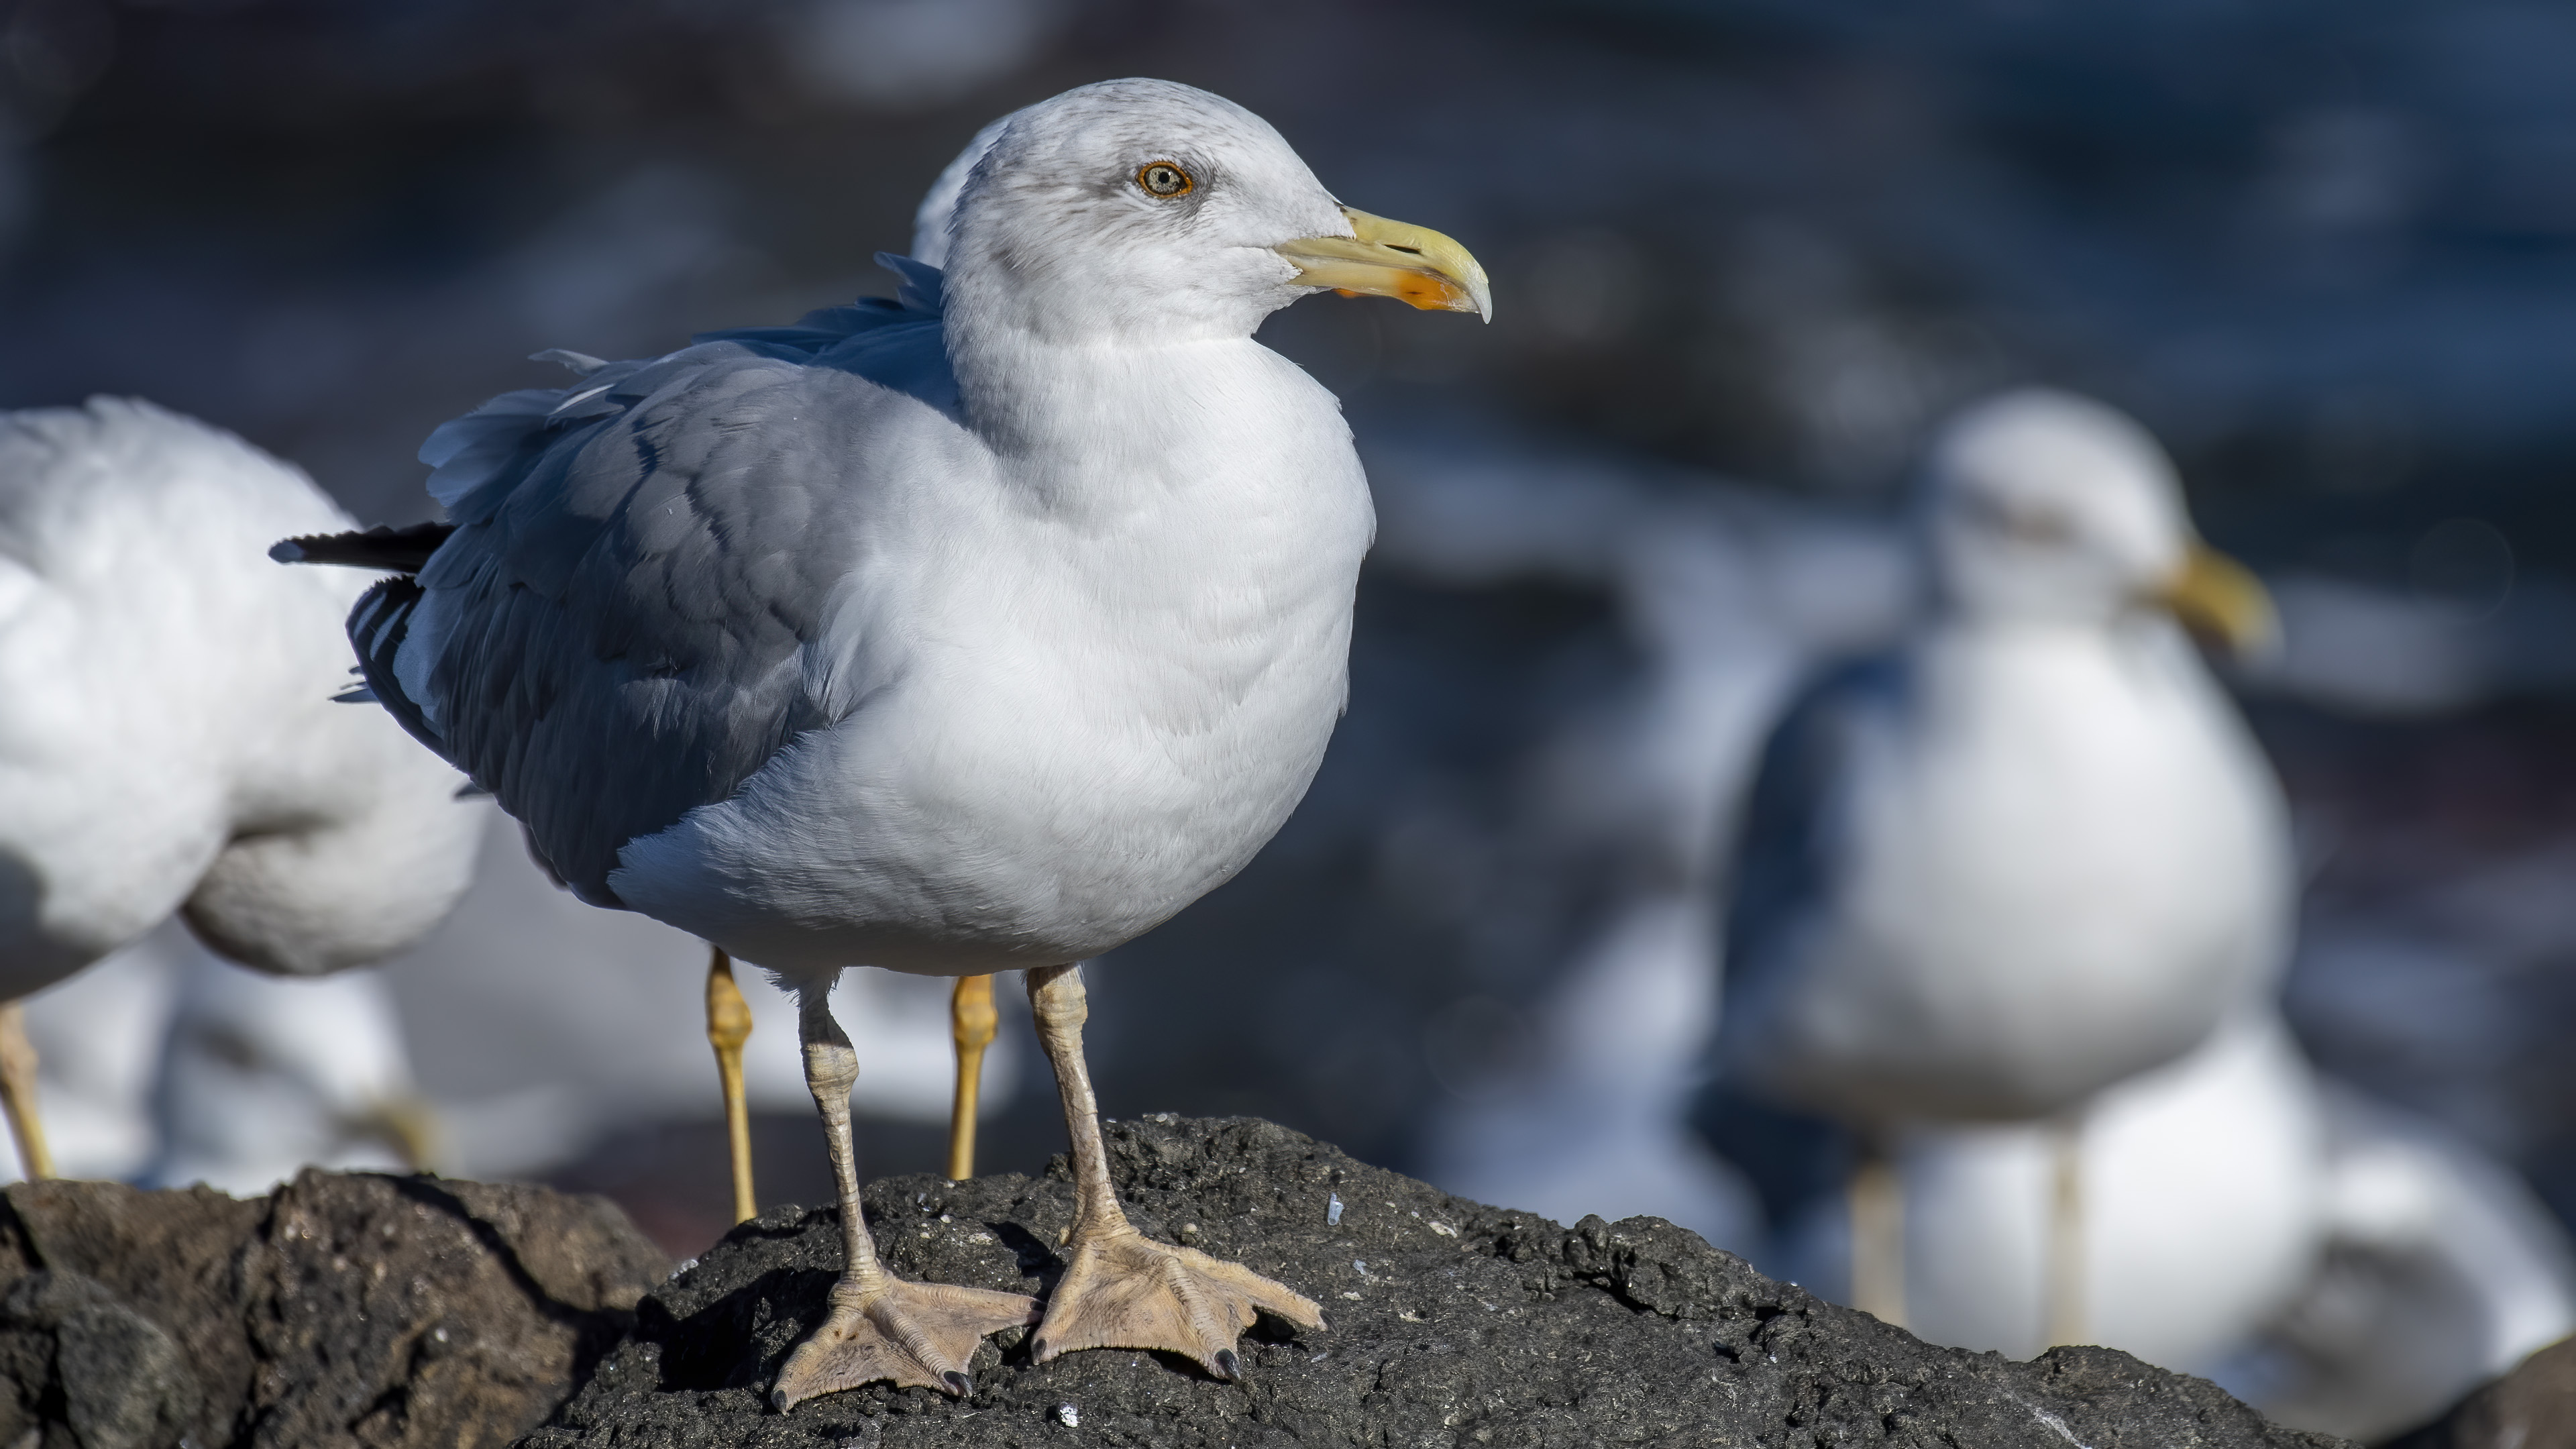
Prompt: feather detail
<box><xmin>270</xmin><ymin>521</ymin><xmax>456</xmax><ymax>574</ymax></box>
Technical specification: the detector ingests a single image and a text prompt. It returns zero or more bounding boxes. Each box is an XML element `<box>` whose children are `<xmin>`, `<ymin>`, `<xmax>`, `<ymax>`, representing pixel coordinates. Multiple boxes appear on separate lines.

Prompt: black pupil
<box><xmin>1146</xmin><ymin>166</ymin><xmax>1182</xmax><ymax>195</ymax></box>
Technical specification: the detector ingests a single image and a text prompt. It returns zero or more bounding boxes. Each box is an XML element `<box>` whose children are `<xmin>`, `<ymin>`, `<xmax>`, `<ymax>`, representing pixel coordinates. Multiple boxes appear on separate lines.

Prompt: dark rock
<box><xmin>0</xmin><ymin>1271</ymin><xmax>202</xmax><ymax>1449</ymax></box>
<box><xmin>2390</xmin><ymin>1336</ymin><xmax>2576</xmax><ymax>1449</ymax></box>
<box><xmin>524</xmin><ymin>1114</ymin><xmax>2348</xmax><ymax>1449</ymax></box>
<box><xmin>0</xmin><ymin>1170</ymin><xmax>668</xmax><ymax>1449</ymax></box>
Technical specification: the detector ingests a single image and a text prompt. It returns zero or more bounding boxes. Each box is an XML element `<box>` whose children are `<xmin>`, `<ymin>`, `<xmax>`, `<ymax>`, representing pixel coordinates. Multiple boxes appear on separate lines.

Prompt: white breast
<box><xmin>611</xmin><ymin>340</ymin><xmax>1375</xmax><ymax>975</ymax></box>
<box><xmin>1751</xmin><ymin>620</ymin><xmax>2294</xmax><ymax>1122</ymax></box>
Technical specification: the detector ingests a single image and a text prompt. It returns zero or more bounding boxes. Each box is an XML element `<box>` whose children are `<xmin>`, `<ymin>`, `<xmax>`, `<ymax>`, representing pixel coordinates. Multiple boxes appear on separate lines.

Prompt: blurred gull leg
<box><xmin>1849</xmin><ymin>1132</ymin><xmax>1904</xmax><ymax>1329</ymax></box>
<box><xmin>0</xmin><ymin>1004</ymin><xmax>51</xmax><ymax>1180</ymax></box>
<box><xmin>947</xmin><ymin>973</ymin><xmax>996</xmax><ymax>1181</ymax></box>
<box><xmin>705</xmin><ymin>946</ymin><xmax>756</xmax><ymax>1224</ymax></box>
<box><xmin>2046</xmin><ymin>1110</ymin><xmax>2086</xmax><ymax>1348</ymax></box>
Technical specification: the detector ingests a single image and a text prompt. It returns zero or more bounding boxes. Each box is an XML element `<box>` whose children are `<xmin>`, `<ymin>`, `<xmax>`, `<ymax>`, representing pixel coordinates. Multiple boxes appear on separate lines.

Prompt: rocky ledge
<box><xmin>0</xmin><ymin>1116</ymin><xmax>2363</xmax><ymax>1449</ymax></box>
<box><xmin>0</xmin><ymin>1171</ymin><xmax>667</xmax><ymax>1448</ymax></box>
<box><xmin>535</xmin><ymin>1114</ymin><xmax>2347</xmax><ymax>1449</ymax></box>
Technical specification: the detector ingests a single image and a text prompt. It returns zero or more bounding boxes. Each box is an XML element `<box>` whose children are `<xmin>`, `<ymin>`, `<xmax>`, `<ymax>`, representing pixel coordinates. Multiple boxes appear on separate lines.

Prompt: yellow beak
<box><xmin>2153</xmin><ymin>541</ymin><xmax>2277</xmax><ymax>659</ymax></box>
<box><xmin>1274</xmin><ymin>206</ymin><xmax>1492</xmax><ymax>321</ymax></box>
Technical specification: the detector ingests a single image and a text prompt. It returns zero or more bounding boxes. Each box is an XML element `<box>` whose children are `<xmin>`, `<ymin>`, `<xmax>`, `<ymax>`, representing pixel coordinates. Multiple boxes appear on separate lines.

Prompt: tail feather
<box><xmin>347</xmin><ymin>576</ymin><xmax>447</xmax><ymax>760</ymax></box>
<box><xmin>270</xmin><ymin>521</ymin><xmax>455</xmax><ymax>573</ymax></box>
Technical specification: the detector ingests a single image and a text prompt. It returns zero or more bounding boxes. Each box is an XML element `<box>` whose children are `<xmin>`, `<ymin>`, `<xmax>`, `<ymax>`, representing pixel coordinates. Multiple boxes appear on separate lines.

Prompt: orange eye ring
<box><xmin>1136</xmin><ymin>161</ymin><xmax>1195</xmax><ymax>199</ymax></box>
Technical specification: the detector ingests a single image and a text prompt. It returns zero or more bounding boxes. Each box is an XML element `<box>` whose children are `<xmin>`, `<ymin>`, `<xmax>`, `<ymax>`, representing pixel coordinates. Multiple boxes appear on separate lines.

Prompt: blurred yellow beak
<box><xmin>1275</xmin><ymin>207</ymin><xmax>1492</xmax><ymax>321</ymax></box>
<box><xmin>2153</xmin><ymin>541</ymin><xmax>2277</xmax><ymax>659</ymax></box>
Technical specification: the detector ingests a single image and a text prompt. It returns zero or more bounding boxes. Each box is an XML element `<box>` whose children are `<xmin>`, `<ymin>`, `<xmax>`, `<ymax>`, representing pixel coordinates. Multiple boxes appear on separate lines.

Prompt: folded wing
<box><xmin>310</xmin><ymin>264</ymin><xmax>956</xmax><ymax>906</ymax></box>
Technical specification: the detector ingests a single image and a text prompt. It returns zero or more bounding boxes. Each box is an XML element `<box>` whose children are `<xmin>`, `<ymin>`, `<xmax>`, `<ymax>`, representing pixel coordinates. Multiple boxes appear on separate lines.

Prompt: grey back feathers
<box><xmin>331</xmin><ymin>262</ymin><xmax>952</xmax><ymax>905</ymax></box>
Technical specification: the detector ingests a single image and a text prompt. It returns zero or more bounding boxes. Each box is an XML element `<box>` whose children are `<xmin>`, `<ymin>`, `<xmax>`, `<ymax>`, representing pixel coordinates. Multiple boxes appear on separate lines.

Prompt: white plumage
<box><xmin>147</xmin><ymin>948</ymin><xmax>425</xmax><ymax>1193</ymax></box>
<box><xmin>0</xmin><ymin>399</ymin><xmax>482</xmax><ymax>993</ymax></box>
<box><xmin>0</xmin><ymin>398</ymin><xmax>482</xmax><ymax>1181</ymax></box>
<box><xmin>1723</xmin><ymin>389</ymin><xmax>2295</xmax><ymax>1126</ymax></box>
<box><xmin>1773</xmin><ymin>1009</ymin><xmax>2330</xmax><ymax>1368</ymax></box>
<box><xmin>1716</xmin><ymin>388</ymin><xmax>2295</xmax><ymax>1342</ymax></box>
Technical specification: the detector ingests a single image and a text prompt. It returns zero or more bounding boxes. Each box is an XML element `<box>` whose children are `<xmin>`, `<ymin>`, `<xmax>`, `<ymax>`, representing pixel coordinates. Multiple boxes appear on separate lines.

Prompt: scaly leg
<box><xmin>947</xmin><ymin>974</ymin><xmax>996</xmax><ymax>1181</ymax></box>
<box><xmin>0</xmin><ymin>1003</ymin><xmax>50</xmax><ymax>1181</ymax></box>
<box><xmin>2044</xmin><ymin>1110</ymin><xmax>2086</xmax><ymax>1348</ymax></box>
<box><xmin>1847</xmin><ymin>1130</ymin><xmax>1904</xmax><ymax>1330</ymax></box>
<box><xmin>706</xmin><ymin>947</ymin><xmax>756</xmax><ymax>1224</ymax></box>
<box><xmin>1025</xmin><ymin>963</ymin><xmax>1322</xmax><ymax>1378</ymax></box>
<box><xmin>771</xmin><ymin>975</ymin><xmax>1038</xmax><ymax>1409</ymax></box>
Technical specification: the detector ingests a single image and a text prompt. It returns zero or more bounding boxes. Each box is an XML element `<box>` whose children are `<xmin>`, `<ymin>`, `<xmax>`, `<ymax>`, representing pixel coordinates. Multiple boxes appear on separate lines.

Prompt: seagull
<box><xmin>0</xmin><ymin>398</ymin><xmax>485</xmax><ymax>1181</ymax></box>
<box><xmin>1755</xmin><ymin>1007</ymin><xmax>2329</xmax><ymax>1369</ymax></box>
<box><xmin>280</xmin><ymin>78</ymin><xmax>1489</xmax><ymax>1405</ymax></box>
<box><xmin>1716</xmin><ymin>388</ymin><xmax>2293</xmax><ymax>1340</ymax></box>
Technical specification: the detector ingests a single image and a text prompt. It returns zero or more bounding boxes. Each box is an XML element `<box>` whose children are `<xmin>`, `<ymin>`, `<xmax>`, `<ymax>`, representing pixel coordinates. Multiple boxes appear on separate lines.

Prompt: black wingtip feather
<box><xmin>347</xmin><ymin>575</ymin><xmax>446</xmax><ymax>762</ymax></box>
<box><xmin>274</xmin><ymin>521</ymin><xmax>456</xmax><ymax>574</ymax></box>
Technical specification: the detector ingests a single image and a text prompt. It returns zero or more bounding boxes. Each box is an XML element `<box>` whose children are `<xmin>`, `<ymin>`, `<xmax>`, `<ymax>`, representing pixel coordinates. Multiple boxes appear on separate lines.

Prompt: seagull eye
<box><xmin>1136</xmin><ymin>162</ymin><xmax>1194</xmax><ymax>199</ymax></box>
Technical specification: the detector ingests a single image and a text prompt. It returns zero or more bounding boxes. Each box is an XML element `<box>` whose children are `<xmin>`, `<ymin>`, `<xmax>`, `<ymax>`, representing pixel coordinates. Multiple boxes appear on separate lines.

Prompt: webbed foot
<box><xmin>772</xmin><ymin>1273</ymin><xmax>1040</xmax><ymax>1409</ymax></box>
<box><xmin>1031</xmin><ymin>1225</ymin><xmax>1322</xmax><ymax>1379</ymax></box>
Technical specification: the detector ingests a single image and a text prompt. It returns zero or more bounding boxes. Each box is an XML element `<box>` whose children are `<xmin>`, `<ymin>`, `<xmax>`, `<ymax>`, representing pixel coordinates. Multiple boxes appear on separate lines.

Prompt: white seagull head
<box><xmin>1918</xmin><ymin>387</ymin><xmax>2274</xmax><ymax>654</ymax></box>
<box><xmin>938</xmin><ymin>78</ymin><xmax>1489</xmax><ymax>347</ymax></box>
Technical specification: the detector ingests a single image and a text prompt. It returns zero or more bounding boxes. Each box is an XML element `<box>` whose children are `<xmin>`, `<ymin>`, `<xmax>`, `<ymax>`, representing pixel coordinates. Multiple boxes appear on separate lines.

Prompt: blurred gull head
<box><xmin>1921</xmin><ymin>388</ymin><xmax>2274</xmax><ymax>657</ymax></box>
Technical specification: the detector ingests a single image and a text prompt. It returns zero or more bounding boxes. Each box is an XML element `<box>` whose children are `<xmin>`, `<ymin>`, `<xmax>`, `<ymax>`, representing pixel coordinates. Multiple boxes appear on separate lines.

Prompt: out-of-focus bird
<box><xmin>11</xmin><ymin>929</ymin><xmax>186</xmax><ymax>1183</ymax></box>
<box><xmin>0</xmin><ymin>398</ymin><xmax>484</xmax><ymax>1181</ymax></box>
<box><xmin>1755</xmin><ymin>1008</ymin><xmax>2330</xmax><ymax>1370</ymax></box>
<box><xmin>2229</xmin><ymin>1087</ymin><xmax>2576</xmax><ymax>1442</ymax></box>
<box><xmin>282</xmin><ymin>78</ymin><xmax>1489</xmax><ymax>1405</ymax></box>
<box><xmin>1717</xmin><ymin>388</ymin><xmax>2292</xmax><ymax>1339</ymax></box>
<box><xmin>147</xmin><ymin>947</ymin><xmax>432</xmax><ymax>1193</ymax></box>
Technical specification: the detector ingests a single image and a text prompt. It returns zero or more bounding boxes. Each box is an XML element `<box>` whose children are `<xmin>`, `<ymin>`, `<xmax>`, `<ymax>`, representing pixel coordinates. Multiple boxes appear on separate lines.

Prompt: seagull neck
<box><xmin>946</xmin><ymin>321</ymin><xmax>1269</xmax><ymax>457</ymax></box>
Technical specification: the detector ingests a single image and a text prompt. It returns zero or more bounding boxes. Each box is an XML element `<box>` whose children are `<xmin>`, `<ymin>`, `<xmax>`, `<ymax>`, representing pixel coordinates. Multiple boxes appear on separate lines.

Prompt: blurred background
<box><xmin>4</xmin><ymin>0</ymin><xmax>2575</xmax><ymax>1438</ymax></box>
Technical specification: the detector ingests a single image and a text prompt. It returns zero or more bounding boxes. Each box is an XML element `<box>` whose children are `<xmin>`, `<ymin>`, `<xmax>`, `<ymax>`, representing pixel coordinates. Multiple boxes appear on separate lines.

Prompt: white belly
<box><xmin>1749</xmin><ymin>625</ymin><xmax>2294</xmax><ymax>1122</ymax></box>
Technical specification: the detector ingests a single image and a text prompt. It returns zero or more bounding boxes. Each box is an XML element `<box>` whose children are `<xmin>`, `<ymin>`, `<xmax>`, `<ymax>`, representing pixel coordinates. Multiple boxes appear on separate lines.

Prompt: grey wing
<box><xmin>360</xmin><ymin>345</ymin><xmax>917</xmax><ymax>907</ymax></box>
<box><xmin>1717</xmin><ymin>653</ymin><xmax>1904</xmax><ymax>1026</ymax></box>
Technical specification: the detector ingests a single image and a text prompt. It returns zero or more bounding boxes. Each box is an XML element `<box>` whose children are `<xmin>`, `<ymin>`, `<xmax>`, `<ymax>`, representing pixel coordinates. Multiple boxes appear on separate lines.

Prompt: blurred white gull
<box><xmin>1717</xmin><ymin>388</ymin><xmax>2294</xmax><ymax>1336</ymax></box>
<box><xmin>1366</xmin><ymin>431</ymin><xmax>1911</xmax><ymax>1250</ymax></box>
<box><xmin>11</xmin><ymin>928</ymin><xmax>188</xmax><ymax>1183</ymax></box>
<box><xmin>2230</xmin><ymin>1086</ymin><xmax>2576</xmax><ymax>1442</ymax></box>
<box><xmin>0</xmin><ymin>398</ymin><xmax>484</xmax><ymax>1181</ymax></box>
<box><xmin>1767</xmin><ymin>1009</ymin><xmax>2330</xmax><ymax>1371</ymax></box>
<box><xmin>147</xmin><ymin>947</ymin><xmax>426</xmax><ymax>1193</ymax></box>
<box><xmin>1750</xmin><ymin>999</ymin><xmax>2576</xmax><ymax>1442</ymax></box>
<box><xmin>283</xmin><ymin>78</ymin><xmax>1489</xmax><ymax>1404</ymax></box>
<box><xmin>2</xmin><ymin>921</ymin><xmax>440</xmax><ymax>1193</ymax></box>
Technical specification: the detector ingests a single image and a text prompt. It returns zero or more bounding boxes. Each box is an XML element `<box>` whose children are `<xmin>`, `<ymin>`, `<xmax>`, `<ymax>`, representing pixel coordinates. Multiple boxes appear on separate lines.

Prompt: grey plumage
<box><xmin>324</xmin><ymin>260</ymin><xmax>951</xmax><ymax>906</ymax></box>
<box><xmin>1719</xmin><ymin>654</ymin><xmax>1899</xmax><ymax>1010</ymax></box>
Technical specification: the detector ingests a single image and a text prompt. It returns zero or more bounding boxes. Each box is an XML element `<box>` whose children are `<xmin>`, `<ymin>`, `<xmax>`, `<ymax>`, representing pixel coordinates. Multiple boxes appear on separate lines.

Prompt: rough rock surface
<box><xmin>0</xmin><ymin>1171</ymin><xmax>668</xmax><ymax>1449</ymax></box>
<box><xmin>2392</xmin><ymin>1337</ymin><xmax>2576</xmax><ymax>1449</ymax></box>
<box><xmin>526</xmin><ymin>1115</ymin><xmax>2349</xmax><ymax>1449</ymax></box>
